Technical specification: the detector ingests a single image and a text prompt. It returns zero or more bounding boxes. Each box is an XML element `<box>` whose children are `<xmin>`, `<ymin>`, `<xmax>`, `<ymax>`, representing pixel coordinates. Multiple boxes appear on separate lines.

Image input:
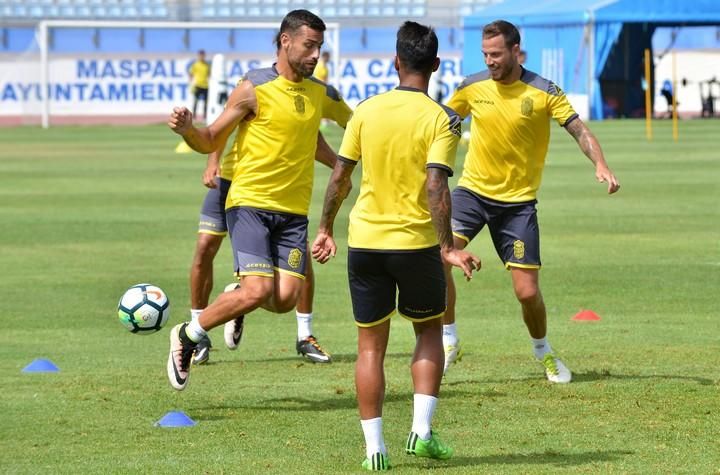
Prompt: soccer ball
<box><xmin>117</xmin><ymin>283</ymin><xmax>170</xmax><ymax>334</ymax></box>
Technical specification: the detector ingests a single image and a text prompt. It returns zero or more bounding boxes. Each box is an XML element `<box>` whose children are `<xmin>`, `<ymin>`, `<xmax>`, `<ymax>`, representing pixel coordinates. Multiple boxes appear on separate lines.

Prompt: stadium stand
<box><xmin>0</xmin><ymin>0</ymin><xmax>501</xmax><ymax>54</ymax></box>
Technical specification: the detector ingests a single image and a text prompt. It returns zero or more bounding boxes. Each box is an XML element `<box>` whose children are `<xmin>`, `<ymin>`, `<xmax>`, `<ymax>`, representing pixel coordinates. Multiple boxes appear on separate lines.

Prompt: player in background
<box><xmin>313</xmin><ymin>51</ymin><xmax>332</xmax><ymax>130</ymax></box>
<box><xmin>314</xmin><ymin>51</ymin><xmax>330</xmax><ymax>82</ymax></box>
<box><xmin>166</xmin><ymin>9</ymin><xmax>352</xmax><ymax>391</ymax></box>
<box><xmin>442</xmin><ymin>20</ymin><xmax>620</xmax><ymax>382</ymax></box>
<box><xmin>188</xmin><ymin>49</ymin><xmax>210</xmax><ymax>121</ymax></box>
<box><xmin>312</xmin><ymin>21</ymin><xmax>480</xmax><ymax>471</ymax></box>
<box><xmin>190</xmin><ymin>132</ymin><xmax>335</xmax><ymax>365</ymax></box>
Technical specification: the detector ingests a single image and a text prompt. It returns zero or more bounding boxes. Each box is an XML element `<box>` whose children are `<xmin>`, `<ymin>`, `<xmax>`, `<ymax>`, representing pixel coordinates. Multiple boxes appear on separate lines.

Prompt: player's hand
<box><xmin>312</xmin><ymin>232</ymin><xmax>337</xmax><ymax>264</ymax></box>
<box><xmin>596</xmin><ymin>164</ymin><xmax>620</xmax><ymax>194</ymax></box>
<box><xmin>441</xmin><ymin>248</ymin><xmax>481</xmax><ymax>281</ymax></box>
<box><xmin>203</xmin><ymin>163</ymin><xmax>219</xmax><ymax>188</ymax></box>
<box><xmin>168</xmin><ymin>106</ymin><xmax>193</xmax><ymax>136</ymax></box>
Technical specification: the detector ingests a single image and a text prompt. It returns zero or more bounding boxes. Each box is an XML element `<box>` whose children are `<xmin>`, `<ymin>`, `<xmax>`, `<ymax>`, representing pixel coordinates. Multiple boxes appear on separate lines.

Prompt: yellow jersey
<box><xmin>339</xmin><ymin>86</ymin><xmax>461</xmax><ymax>251</ymax></box>
<box><xmin>226</xmin><ymin>66</ymin><xmax>352</xmax><ymax>216</ymax></box>
<box><xmin>447</xmin><ymin>68</ymin><xmax>578</xmax><ymax>202</ymax></box>
<box><xmin>189</xmin><ymin>60</ymin><xmax>210</xmax><ymax>89</ymax></box>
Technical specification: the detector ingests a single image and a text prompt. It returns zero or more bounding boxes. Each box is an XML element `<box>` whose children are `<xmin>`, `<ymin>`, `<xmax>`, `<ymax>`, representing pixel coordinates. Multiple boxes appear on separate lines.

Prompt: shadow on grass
<box><xmin>571</xmin><ymin>370</ymin><xmax>715</xmax><ymax>386</ymax></box>
<box><xmin>392</xmin><ymin>449</ymin><xmax>634</xmax><ymax>470</ymax></box>
<box><xmin>212</xmin><ymin>352</ymin><xmax>412</xmax><ymax>365</ymax></box>
<box><xmin>193</xmin><ymin>386</ymin><xmax>505</xmax><ymax>415</ymax></box>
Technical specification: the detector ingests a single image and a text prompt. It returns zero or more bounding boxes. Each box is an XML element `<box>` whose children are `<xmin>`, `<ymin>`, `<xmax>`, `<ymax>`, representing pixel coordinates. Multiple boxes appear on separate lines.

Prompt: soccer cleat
<box><xmin>443</xmin><ymin>340</ymin><xmax>463</xmax><ymax>375</ymax></box>
<box><xmin>224</xmin><ymin>315</ymin><xmax>245</xmax><ymax>350</ymax></box>
<box><xmin>405</xmin><ymin>431</ymin><xmax>454</xmax><ymax>460</ymax></box>
<box><xmin>361</xmin><ymin>452</ymin><xmax>390</xmax><ymax>471</ymax></box>
<box><xmin>167</xmin><ymin>323</ymin><xmax>197</xmax><ymax>391</ymax></box>
<box><xmin>193</xmin><ymin>334</ymin><xmax>212</xmax><ymax>365</ymax></box>
<box><xmin>296</xmin><ymin>335</ymin><xmax>332</xmax><ymax>363</ymax></box>
<box><xmin>541</xmin><ymin>353</ymin><xmax>572</xmax><ymax>384</ymax></box>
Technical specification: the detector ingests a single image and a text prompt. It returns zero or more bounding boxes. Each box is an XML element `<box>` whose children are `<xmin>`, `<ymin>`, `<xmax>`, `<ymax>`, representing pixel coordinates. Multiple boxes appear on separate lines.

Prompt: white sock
<box><xmin>442</xmin><ymin>323</ymin><xmax>458</xmax><ymax>347</ymax></box>
<box><xmin>411</xmin><ymin>394</ymin><xmax>438</xmax><ymax>440</ymax></box>
<box><xmin>296</xmin><ymin>312</ymin><xmax>313</xmax><ymax>341</ymax></box>
<box><xmin>531</xmin><ymin>336</ymin><xmax>552</xmax><ymax>360</ymax></box>
<box><xmin>190</xmin><ymin>308</ymin><xmax>203</xmax><ymax>321</ymax></box>
<box><xmin>185</xmin><ymin>319</ymin><xmax>207</xmax><ymax>343</ymax></box>
<box><xmin>360</xmin><ymin>417</ymin><xmax>386</xmax><ymax>458</ymax></box>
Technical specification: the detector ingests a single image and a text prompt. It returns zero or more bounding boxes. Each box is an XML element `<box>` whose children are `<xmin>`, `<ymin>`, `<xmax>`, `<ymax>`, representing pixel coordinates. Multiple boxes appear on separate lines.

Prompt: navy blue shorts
<box><xmin>451</xmin><ymin>186</ymin><xmax>541</xmax><ymax>269</ymax></box>
<box><xmin>347</xmin><ymin>246</ymin><xmax>446</xmax><ymax>327</ymax></box>
<box><xmin>198</xmin><ymin>177</ymin><xmax>231</xmax><ymax>235</ymax></box>
<box><xmin>226</xmin><ymin>206</ymin><xmax>308</xmax><ymax>279</ymax></box>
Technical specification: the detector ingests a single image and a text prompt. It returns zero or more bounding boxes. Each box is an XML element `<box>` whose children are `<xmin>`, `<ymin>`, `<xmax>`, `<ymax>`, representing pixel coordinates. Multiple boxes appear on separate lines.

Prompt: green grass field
<box><xmin>1</xmin><ymin>119</ymin><xmax>719</xmax><ymax>474</ymax></box>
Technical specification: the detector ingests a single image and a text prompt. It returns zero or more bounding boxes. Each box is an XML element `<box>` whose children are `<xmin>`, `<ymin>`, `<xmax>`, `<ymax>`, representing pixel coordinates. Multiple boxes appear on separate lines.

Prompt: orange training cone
<box><xmin>572</xmin><ymin>310</ymin><xmax>601</xmax><ymax>321</ymax></box>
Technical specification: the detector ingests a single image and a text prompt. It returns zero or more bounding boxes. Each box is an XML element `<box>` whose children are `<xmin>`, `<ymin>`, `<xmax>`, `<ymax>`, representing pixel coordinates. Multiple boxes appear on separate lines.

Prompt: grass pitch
<box><xmin>0</xmin><ymin>119</ymin><xmax>718</xmax><ymax>474</ymax></box>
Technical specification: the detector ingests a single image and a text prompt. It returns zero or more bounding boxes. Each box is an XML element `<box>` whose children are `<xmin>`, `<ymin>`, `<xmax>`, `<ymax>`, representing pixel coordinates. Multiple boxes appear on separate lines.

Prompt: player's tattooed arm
<box><xmin>426</xmin><ymin>167</ymin><xmax>454</xmax><ymax>250</ymax></box>
<box><xmin>313</xmin><ymin>159</ymin><xmax>356</xmax><ymax>264</ymax></box>
<box><xmin>565</xmin><ymin>118</ymin><xmax>621</xmax><ymax>194</ymax></box>
<box><xmin>426</xmin><ymin>166</ymin><xmax>481</xmax><ymax>280</ymax></box>
<box><xmin>318</xmin><ymin>160</ymin><xmax>356</xmax><ymax>234</ymax></box>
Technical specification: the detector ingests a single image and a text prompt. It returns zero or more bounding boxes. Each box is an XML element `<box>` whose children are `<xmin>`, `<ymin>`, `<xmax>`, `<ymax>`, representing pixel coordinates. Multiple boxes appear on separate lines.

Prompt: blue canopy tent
<box><xmin>462</xmin><ymin>0</ymin><xmax>720</xmax><ymax>119</ymax></box>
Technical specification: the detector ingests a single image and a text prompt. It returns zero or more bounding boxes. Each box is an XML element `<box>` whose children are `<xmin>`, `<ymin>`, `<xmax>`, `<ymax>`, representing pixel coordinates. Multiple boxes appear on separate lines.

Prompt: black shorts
<box><xmin>194</xmin><ymin>87</ymin><xmax>208</xmax><ymax>100</ymax></box>
<box><xmin>226</xmin><ymin>206</ymin><xmax>308</xmax><ymax>279</ymax></box>
<box><xmin>198</xmin><ymin>177</ymin><xmax>231</xmax><ymax>235</ymax></box>
<box><xmin>347</xmin><ymin>246</ymin><xmax>446</xmax><ymax>327</ymax></box>
<box><xmin>451</xmin><ymin>186</ymin><xmax>541</xmax><ymax>269</ymax></box>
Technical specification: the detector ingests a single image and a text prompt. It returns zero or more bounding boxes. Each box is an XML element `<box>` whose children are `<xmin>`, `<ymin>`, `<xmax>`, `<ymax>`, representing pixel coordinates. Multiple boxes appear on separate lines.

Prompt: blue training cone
<box><xmin>22</xmin><ymin>358</ymin><xmax>60</xmax><ymax>373</ymax></box>
<box><xmin>155</xmin><ymin>411</ymin><xmax>196</xmax><ymax>428</ymax></box>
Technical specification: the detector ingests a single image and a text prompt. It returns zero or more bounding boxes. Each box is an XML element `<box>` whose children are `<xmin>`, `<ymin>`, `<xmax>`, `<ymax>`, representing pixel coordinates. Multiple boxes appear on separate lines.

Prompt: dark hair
<box><xmin>396</xmin><ymin>21</ymin><xmax>438</xmax><ymax>75</ymax></box>
<box><xmin>273</xmin><ymin>9</ymin><xmax>326</xmax><ymax>49</ymax></box>
<box><xmin>482</xmin><ymin>20</ymin><xmax>521</xmax><ymax>49</ymax></box>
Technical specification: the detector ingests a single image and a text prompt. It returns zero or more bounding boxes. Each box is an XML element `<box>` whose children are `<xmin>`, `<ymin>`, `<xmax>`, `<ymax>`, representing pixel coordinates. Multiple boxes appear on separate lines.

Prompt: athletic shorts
<box><xmin>198</xmin><ymin>177</ymin><xmax>231</xmax><ymax>235</ymax></box>
<box><xmin>194</xmin><ymin>87</ymin><xmax>208</xmax><ymax>100</ymax></box>
<box><xmin>451</xmin><ymin>186</ymin><xmax>541</xmax><ymax>269</ymax></box>
<box><xmin>226</xmin><ymin>206</ymin><xmax>308</xmax><ymax>279</ymax></box>
<box><xmin>347</xmin><ymin>246</ymin><xmax>446</xmax><ymax>327</ymax></box>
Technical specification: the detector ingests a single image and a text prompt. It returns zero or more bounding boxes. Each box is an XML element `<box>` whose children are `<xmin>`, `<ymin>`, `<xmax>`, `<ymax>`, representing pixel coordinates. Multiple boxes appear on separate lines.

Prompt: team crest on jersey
<box><xmin>294</xmin><ymin>95</ymin><xmax>305</xmax><ymax>114</ymax></box>
<box><xmin>521</xmin><ymin>97</ymin><xmax>534</xmax><ymax>117</ymax></box>
<box><xmin>288</xmin><ymin>248</ymin><xmax>303</xmax><ymax>269</ymax></box>
<box><xmin>513</xmin><ymin>240</ymin><xmax>525</xmax><ymax>259</ymax></box>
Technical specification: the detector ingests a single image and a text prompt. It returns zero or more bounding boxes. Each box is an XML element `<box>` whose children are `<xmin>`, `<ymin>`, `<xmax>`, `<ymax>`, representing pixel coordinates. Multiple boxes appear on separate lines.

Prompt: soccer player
<box><xmin>188</xmin><ymin>49</ymin><xmax>210</xmax><ymax>121</ymax></box>
<box><xmin>312</xmin><ymin>21</ymin><xmax>480</xmax><ymax>471</ymax></box>
<box><xmin>189</xmin><ymin>133</ymin><xmax>336</xmax><ymax>365</ymax></box>
<box><xmin>313</xmin><ymin>51</ymin><xmax>330</xmax><ymax>82</ymax></box>
<box><xmin>166</xmin><ymin>9</ymin><xmax>352</xmax><ymax>391</ymax></box>
<box><xmin>441</xmin><ymin>20</ymin><xmax>620</xmax><ymax>382</ymax></box>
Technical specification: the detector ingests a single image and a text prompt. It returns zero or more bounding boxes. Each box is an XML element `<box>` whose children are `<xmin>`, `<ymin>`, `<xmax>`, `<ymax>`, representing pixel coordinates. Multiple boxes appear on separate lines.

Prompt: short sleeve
<box><xmin>323</xmin><ymin>85</ymin><xmax>353</xmax><ymax>128</ymax></box>
<box><xmin>338</xmin><ymin>110</ymin><xmax>361</xmax><ymax>163</ymax></box>
<box><xmin>446</xmin><ymin>85</ymin><xmax>471</xmax><ymax>119</ymax></box>
<box><xmin>546</xmin><ymin>82</ymin><xmax>578</xmax><ymax>126</ymax></box>
<box><xmin>426</xmin><ymin>110</ymin><xmax>461</xmax><ymax>176</ymax></box>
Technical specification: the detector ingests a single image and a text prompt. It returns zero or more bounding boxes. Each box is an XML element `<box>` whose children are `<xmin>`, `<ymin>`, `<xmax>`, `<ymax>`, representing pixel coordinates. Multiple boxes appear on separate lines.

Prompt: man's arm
<box><xmin>314</xmin><ymin>133</ymin><xmax>337</xmax><ymax>169</ymax></box>
<box><xmin>169</xmin><ymin>80</ymin><xmax>256</xmax><ymax>154</ymax></box>
<box><xmin>426</xmin><ymin>167</ymin><xmax>481</xmax><ymax>280</ymax></box>
<box><xmin>565</xmin><ymin>118</ymin><xmax>620</xmax><ymax>194</ymax></box>
<box><xmin>312</xmin><ymin>160</ymin><xmax>356</xmax><ymax>264</ymax></box>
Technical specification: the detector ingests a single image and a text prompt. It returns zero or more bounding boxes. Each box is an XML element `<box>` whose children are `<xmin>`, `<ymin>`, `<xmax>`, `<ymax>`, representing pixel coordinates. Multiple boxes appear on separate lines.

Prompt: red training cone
<box><xmin>572</xmin><ymin>310</ymin><xmax>601</xmax><ymax>321</ymax></box>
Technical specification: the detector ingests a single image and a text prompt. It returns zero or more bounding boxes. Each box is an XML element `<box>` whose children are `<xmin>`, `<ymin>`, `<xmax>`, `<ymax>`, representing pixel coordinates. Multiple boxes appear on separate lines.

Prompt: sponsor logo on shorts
<box><xmin>199</xmin><ymin>220</ymin><xmax>217</xmax><ymax>228</ymax></box>
<box><xmin>521</xmin><ymin>97</ymin><xmax>534</xmax><ymax>117</ymax></box>
<box><xmin>288</xmin><ymin>248</ymin><xmax>303</xmax><ymax>269</ymax></box>
<box><xmin>513</xmin><ymin>240</ymin><xmax>525</xmax><ymax>259</ymax></box>
<box><xmin>406</xmin><ymin>307</ymin><xmax>434</xmax><ymax>314</ymax></box>
<box><xmin>246</xmin><ymin>263</ymin><xmax>272</xmax><ymax>269</ymax></box>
